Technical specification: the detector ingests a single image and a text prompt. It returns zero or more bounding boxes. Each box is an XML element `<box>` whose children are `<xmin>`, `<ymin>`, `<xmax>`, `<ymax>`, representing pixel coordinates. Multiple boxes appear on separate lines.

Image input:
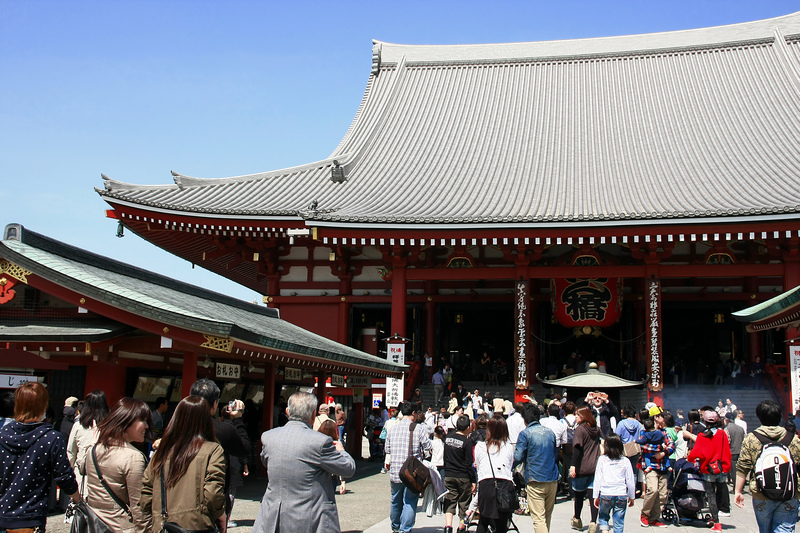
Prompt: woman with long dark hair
<box><xmin>0</xmin><ymin>382</ymin><xmax>80</xmax><ymax>530</ymax></box>
<box><xmin>570</xmin><ymin>405</ymin><xmax>601</xmax><ymax>532</ymax></box>
<box><xmin>67</xmin><ymin>389</ymin><xmax>109</xmax><ymax>488</ymax></box>
<box><xmin>473</xmin><ymin>414</ymin><xmax>518</xmax><ymax>533</ymax></box>
<box><xmin>141</xmin><ymin>395</ymin><xmax>226</xmax><ymax>532</ymax></box>
<box><xmin>84</xmin><ymin>397</ymin><xmax>152</xmax><ymax>532</ymax></box>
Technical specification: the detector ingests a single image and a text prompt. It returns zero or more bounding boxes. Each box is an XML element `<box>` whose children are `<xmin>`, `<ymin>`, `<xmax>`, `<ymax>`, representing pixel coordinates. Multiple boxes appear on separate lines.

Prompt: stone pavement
<box><xmin>46</xmin><ymin>454</ymin><xmax>764</xmax><ymax>532</ymax></box>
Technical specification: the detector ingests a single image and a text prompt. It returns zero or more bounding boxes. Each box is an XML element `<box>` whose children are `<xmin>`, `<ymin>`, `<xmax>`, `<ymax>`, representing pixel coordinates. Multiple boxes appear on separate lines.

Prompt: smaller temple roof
<box><xmin>732</xmin><ymin>285</ymin><xmax>800</xmax><ymax>332</ymax></box>
<box><xmin>0</xmin><ymin>224</ymin><xmax>404</xmax><ymax>374</ymax></box>
<box><xmin>538</xmin><ymin>364</ymin><xmax>647</xmax><ymax>389</ymax></box>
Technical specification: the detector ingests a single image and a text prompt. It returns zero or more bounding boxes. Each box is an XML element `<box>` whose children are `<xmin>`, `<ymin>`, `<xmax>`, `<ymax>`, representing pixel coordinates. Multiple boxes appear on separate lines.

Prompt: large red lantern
<box><xmin>551</xmin><ymin>278</ymin><xmax>623</xmax><ymax>328</ymax></box>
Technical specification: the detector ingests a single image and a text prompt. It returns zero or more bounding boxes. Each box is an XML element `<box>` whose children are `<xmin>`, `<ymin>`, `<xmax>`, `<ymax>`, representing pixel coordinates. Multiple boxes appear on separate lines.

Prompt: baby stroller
<box><xmin>661</xmin><ymin>459</ymin><xmax>713</xmax><ymax>526</ymax></box>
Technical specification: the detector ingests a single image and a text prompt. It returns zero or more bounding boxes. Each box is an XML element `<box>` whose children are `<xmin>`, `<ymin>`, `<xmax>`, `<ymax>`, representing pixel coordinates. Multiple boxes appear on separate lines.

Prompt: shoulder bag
<box><xmin>399</xmin><ymin>422</ymin><xmax>431</xmax><ymax>494</ymax></box>
<box><xmin>159</xmin><ymin>467</ymin><xmax>218</xmax><ymax>533</ymax></box>
<box><xmin>70</xmin><ymin>445</ymin><xmax>130</xmax><ymax>533</ymax></box>
<box><xmin>486</xmin><ymin>444</ymin><xmax>518</xmax><ymax>513</ymax></box>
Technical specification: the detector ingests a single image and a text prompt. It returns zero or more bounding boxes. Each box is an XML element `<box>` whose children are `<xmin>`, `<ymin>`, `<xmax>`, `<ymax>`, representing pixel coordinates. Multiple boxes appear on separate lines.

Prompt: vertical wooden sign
<box><xmin>514</xmin><ymin>280</ymin><xmax>530</xmax><ymax>390</ymax></box>
<box><xmin>646</xmin><ymin>279</ymin><xmax>663</xmax><ymax>391</ymax></box>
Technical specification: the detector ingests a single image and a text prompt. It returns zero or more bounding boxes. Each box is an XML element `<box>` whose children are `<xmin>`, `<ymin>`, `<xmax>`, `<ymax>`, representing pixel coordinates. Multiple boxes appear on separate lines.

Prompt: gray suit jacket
<box><xmin>253</xmin><ymin>420</ymin><xmax>356</xmax><ymax>533</ymax></box>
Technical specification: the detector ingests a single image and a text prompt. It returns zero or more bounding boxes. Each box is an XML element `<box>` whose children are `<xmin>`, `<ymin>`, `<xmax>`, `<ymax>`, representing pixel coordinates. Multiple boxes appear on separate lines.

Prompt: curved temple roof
<box><xmin>0</xmin><ymin>224</ymin><xmax>405</xmax><ymax>374</ymax></box>
<box><xmin>99</xmin><ymin>12</ymin><xmax>800</xmax><ymax>229</ymax></box>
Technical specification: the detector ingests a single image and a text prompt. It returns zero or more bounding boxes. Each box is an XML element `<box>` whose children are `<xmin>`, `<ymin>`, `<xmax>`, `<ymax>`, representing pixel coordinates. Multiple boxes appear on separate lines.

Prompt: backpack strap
<box><xmin>408</xmin><ymin>422</ymin><xmax>417</xmax><ymax>458</ymax></box>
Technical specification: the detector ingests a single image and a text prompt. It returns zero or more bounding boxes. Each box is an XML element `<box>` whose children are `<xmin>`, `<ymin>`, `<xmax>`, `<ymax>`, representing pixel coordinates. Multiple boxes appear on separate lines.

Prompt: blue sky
<box><xmin>1</xmin><ymin>1</ymin><xmax>797</xmax><ymax>303</ymax></box>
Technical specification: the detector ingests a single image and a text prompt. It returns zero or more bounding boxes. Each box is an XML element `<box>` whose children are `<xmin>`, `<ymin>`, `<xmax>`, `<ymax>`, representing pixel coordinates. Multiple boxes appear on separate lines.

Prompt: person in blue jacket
<box><xmin>0</xmin><ymin>382</ymin><xmax>80</xmax><ymax>530</ymax></box>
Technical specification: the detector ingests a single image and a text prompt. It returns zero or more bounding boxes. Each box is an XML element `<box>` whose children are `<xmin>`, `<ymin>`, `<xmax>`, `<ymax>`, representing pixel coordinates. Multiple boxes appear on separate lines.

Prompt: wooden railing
<box><xmin>765</xmin><ymin>363</ymin><xmax>791</xmax><ymax>417</ymax></box>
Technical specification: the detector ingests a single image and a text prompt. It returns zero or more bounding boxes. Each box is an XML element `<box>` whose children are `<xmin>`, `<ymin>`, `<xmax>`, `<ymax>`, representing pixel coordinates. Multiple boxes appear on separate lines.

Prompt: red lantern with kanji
<box><xmin>551</xmin><ymin>278</ymin><xmax>622</xmax><ymax>328</ymax></box>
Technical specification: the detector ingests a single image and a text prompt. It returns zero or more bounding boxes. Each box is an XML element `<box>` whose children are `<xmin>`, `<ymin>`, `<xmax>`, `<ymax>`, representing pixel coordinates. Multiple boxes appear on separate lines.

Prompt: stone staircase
<box><xmin>417</xmin><ymin>381</ymin><xmax>774</xmax><ymax>429</ymax></box>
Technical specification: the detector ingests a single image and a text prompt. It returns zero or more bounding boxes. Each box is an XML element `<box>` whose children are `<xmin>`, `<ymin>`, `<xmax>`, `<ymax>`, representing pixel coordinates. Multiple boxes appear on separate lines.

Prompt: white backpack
<box><xmin>754</xmin><ymin>431</ymin><xmax>797</xmax><ymax>501</ymax></box>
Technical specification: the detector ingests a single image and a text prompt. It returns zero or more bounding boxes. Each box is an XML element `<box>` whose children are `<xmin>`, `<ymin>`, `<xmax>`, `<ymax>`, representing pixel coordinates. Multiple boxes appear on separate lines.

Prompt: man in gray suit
<box><xmin>253</xmin><ymin>392</ymin><xmax>356</xmax><ymax>533</ymax></box>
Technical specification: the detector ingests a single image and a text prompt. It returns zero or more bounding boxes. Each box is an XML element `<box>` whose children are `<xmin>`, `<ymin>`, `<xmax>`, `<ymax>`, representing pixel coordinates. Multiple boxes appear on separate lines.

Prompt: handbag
<box><xmin>159</xmin><ymin>468</ymin><xmax>218</xmax><ymax>533</ymax></box>
<box><xmin>623</xmin><ymin>441</ymin><xmax>641</xmax><ymax>457</ymax></box>
<box><xmin>486</xmin><ymin>445</ymin><xmax>518</xmax><ymax>513</ymax></box>
<box><xmin>69</xmin><ymin>500</ymin><xmax>114</xmax><ymax>533</ymax></box>
<box><xmin>399</xmin><ymin>423</ymin><xmax>431</xmax><ymax>494</ymax></box>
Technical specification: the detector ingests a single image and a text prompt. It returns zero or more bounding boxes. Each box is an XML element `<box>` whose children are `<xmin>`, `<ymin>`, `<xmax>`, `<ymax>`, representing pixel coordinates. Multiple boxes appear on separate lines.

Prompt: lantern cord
<box><xmin>598</xmin><ymin>331</ymin><xmax>647</xmax><ymax>344</ymax></box>
<box><xmin>530</xmin><ymin>331</ymin><xmax>576</xmax><ymax>345</ymax></box>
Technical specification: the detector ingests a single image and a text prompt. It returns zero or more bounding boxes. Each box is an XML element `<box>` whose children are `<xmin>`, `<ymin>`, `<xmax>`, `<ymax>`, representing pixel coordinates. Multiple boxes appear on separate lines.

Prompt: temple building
<box><xmin>97</xmin><ymin>12</ymin><xmax>800</xmax><ymax>403</ymax></box>
<box><xmin>0</xmin><ymin>224</ymin><xmax>402</xmax><ymax>447</ymax></box>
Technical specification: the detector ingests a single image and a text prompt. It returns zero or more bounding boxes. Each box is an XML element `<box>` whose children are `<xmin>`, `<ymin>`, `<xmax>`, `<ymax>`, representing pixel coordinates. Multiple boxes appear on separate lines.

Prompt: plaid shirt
<box><xmin>385</xmin><ymin>418</ymin><xmax>432</xmax><ymax>484</ymax></box>
<box><xmin>637</xmin><ymin>429</ymin><xmax>675</xmax><ymax>472</ymax></box>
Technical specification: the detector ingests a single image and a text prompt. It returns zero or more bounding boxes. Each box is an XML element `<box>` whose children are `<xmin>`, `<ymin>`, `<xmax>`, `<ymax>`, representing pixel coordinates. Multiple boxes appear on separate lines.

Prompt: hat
<box><xmin>648</xmin><ymin>405</ymin><xmax>664</xmax><ymax>417</ymax></box>
<box><xmin>64</xmin><ymin>396</ymin><xmax>78</xmax><ymax>407</ymax></box>
<box><xmin>644</xmin><ymin>402</ymin><xmax>657</xmax><ymax>412</ymax></box>
<box><xmin>703</xmin><ymin>410</ymin><xmax>720</xmax><ymax>424</ymax></box>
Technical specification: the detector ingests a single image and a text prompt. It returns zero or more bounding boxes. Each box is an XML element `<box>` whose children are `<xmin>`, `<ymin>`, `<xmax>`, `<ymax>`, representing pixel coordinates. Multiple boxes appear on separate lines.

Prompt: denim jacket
<box><xmin>513</xmin><ymin>421</ymin><xmax>559</xmax><ymax>483</ymax></box>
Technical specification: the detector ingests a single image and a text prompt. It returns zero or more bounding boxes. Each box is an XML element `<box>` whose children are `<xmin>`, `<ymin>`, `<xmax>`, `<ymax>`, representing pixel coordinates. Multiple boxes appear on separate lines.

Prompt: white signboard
<box><xmin>790</xmin><ymin>345</ymin><xmax>800</xmax><ymax>414</ymax></box>
<box><xmin>330</xmin><ymin>374</ymin><xmax>345</xmax><ymax>387</ymax></box>
<box><xmin>372</xmin><ymin>393</ymin><xmax>383</xmax><ymax>408</ymax></box>
<box><xmin>352</xmin><ymin>387</ymin><xmax>364</xmax><ymax>404</ymax></box>
<box><xmin>215</xmin><ymin>362</ymin><xmax>241</xmax><ymax>380</ymax></box>
<box><xmin>348</xmin><ymin>376</ymin><xmax>371</xmax><ymax>388</ymax></box>
<box><xmin>386</xmin><ymin>343</ymin><xmax>406</xmax><ymax>407</ymax></box>
<box><xmin>0</xmin><ymin>374</ymin><xmax>42</xmax><ymax>389</ymax></box>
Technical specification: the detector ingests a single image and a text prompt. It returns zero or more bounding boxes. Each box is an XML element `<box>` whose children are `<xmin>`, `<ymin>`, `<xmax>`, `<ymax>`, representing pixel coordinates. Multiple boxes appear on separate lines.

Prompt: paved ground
<box><xmin>45</xmin><ymin>440</ymin><xmax>764</xmax><ymax>532</ymax></box>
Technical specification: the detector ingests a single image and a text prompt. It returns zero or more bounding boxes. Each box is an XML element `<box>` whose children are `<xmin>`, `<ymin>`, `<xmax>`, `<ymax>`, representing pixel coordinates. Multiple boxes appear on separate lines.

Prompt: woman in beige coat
<box><xmin>140</xmin><ymin>395</ymin><xmax>227</xmax><ymax>532</ymax></box>
<box><xmin>67</xmin><ymin>390</ymin><xmax>108</xmax><ymax>490</ymax></box>
<box><xmin>84</xmin><ymin>397</ymin><xmax>153</xmax><ymax>533</ymax></box>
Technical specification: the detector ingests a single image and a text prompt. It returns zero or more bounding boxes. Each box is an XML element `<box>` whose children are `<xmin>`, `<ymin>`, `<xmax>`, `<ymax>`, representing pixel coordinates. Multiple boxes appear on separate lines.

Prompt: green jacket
<box><xmin>736</xmin><ymin>425</ymin><xmax>800</xmax><ymax>500</ymax></box>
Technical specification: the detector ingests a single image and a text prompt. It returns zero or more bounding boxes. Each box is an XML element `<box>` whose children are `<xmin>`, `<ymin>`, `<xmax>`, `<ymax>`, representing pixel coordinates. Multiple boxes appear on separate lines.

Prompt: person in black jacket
<box><xmin>0</xmin><ymin>382</ymin><xmax>80</xmax><ymax>530</ymax></box>
<box><xmin>581</xmin><ymin>390</ymin><xmax>619</xmax><ymax>439</ymax></box>
<box><xmin>443</xmin><ymin>415</ymin><xmax>476</xmax><ymax>533</ymax></box>
<box><xmin>190</xmin><ymin>379</ymin><xmax>252</xmax><ymax>517</ymax></box>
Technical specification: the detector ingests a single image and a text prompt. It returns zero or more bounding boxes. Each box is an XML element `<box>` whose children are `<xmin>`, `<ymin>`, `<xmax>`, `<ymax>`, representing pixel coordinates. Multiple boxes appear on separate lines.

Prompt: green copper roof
<box><xmin>732</xmin><ymin>285</ymin><xmax>800</xmax><ymax>323</ymax></box>
<box><xmin>0</xmin><ymin>224</ymin><xmax>404</xmax><ymax>374</ymax></box>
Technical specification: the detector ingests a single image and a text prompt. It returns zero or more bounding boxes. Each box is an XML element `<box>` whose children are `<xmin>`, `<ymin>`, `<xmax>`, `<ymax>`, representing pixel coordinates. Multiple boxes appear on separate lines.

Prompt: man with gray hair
<box><xmin>253</xmin><ymin>392</ymin><xmax>355</xmax><ymax>532</ymax></box>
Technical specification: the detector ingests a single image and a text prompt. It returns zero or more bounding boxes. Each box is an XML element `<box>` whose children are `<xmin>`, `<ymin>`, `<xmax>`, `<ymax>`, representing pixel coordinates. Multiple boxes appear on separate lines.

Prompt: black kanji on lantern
<box><xmin>561</xmin><ymin>278</ymin><xmax>611</xmax><ymax>321</ymax></box>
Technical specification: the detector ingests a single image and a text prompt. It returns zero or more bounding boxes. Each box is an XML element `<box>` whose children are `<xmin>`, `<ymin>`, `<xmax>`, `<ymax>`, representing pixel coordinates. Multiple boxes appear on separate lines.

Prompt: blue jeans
<box><xmin>390</xmin><ymin>481</ymin><xmax>419</xmax><ymax>533</ymax></box>
<box><xmin>597</xmin><ymin>495</ymin><xmax>627</xmax><ymax>533</ymax></box>
<box><xmin>753</xmin><ymin>497</ymin><xmax>798</xmax><ymax>533</ymax></box>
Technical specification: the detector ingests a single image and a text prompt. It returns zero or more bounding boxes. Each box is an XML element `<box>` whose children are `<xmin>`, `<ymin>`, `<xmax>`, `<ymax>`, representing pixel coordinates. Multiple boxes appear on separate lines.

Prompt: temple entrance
<box><xmin>436</xmin><ymin>303</ymin><xmax>513</xmax><ymax>381</ymax></box>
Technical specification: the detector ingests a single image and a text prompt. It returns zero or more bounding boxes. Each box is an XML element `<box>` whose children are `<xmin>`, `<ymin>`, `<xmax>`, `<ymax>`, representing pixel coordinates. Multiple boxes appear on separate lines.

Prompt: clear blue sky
<box><xmin>1</xmin><ymin>1</ymin><xmax>797</xmax><ymax>303</ymax></box>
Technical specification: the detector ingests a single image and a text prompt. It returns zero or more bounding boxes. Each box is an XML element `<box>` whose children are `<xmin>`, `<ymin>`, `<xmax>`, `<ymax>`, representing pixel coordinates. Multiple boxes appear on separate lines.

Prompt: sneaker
<box><xmin>710</xmin><ymin>523</ymin><xmax>722</xmax><ymax>531</ymax></box>
<box><xmin>588</xmin><ymin>523</ymin><xmax>598</xmax><ymax>533</ymax></box>
<box><xmin>227</xmin><ymin>522</ymin><xmax>237</xmax><ymax>528</ymax></box>
<box><xmin>718</xmin><ymin>511</ymin><xmax>731</xmax><ymax>517</ymax></box>
<box><xmin>640</xmin><ymin>514</ymin><xmax>650</xmax><ymax>527</ymax></box>
<box><xmin>650</xmin><ymin>519</ymin><xmax>668</xmax><ymax>528</ymax></box>
<box><xmin>571</xmin><ymin>517</ymin><xmax>583</xmax><ymax>530</ymax></box>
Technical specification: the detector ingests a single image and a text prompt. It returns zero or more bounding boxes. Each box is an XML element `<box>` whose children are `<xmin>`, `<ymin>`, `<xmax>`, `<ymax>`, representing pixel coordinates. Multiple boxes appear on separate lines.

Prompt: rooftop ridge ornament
<box><xmin>331</xmin><ymin>160</ymin><xmax>346</xmax><ymax>183</ymax></box>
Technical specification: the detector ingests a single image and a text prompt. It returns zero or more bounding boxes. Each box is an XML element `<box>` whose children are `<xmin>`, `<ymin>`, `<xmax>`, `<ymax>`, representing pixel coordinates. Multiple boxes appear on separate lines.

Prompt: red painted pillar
<box><xmin>784</xmin><ymin>262</ymin><xmax>800</xmax><ymax>356</ymax></box>
<box><xmin>391</xmin><ymin>262</ymin><xmax>407</xmax><ymax>338</ymax></box>
<box><xmin>425</xmin><ymin>280</ymin><xmax>437</xmax><ymax>368</ymax></box>
<box><xmin>318</xmin><ymin>370</ymin><xmax>328</xmax><ymax>406</ymax></box>
<box><xmin>262</xmin><ymin>362</ymin><xmax>275</xmax><ymax>433</ymax></box>
<box><xmin>338</xmin><ymin>274</ymin><xmax>351</xmax><ymax>345</ymax></box>
<box><xmin>181</xmin><ymin>351</ymin><xmax>197</xmax><ymax>399</ymax></box>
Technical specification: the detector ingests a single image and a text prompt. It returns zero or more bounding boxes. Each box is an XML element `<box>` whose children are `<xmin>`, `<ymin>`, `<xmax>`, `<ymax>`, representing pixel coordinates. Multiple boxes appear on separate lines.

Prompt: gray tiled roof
<box><xmin>98</xmin><ymin>12</ymin><xmax>800</xmax><ymax>227</ymax></box>
<box><xmin>0</xmin><ymin>225</ymin><xmax>404</xmax><ymax>374</ymax></box>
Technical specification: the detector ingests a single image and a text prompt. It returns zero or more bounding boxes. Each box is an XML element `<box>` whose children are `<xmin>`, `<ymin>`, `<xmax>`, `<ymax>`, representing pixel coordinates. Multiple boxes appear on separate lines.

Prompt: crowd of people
<box><xmin>373</xmin><ymin>390</ymin><xmax>800</xmax><ymax>533</ymax></box>
<box><xmin>1</xmin><ymin>377</ymin><xmax>798</xmax><ymax>533</ymax></box>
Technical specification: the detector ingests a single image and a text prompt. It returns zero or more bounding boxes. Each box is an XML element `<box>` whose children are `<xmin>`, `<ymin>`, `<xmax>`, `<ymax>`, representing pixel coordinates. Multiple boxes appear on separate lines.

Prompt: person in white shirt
<box><xmin>507</xmin><ymin>402</ymin><xmax>527</xmax><ymax>446</ymax></box>
<box><xmin>539</xmin><ymin>403</ymin><xmax>568</xmax><ymax>448</ymax></box>
<box><xmin>471</xmin><ymin>390</ymin><xmax>483</xmax><ymax>413</ymax></box>
<box><xmin>472</xmin><ymin>415</ymin><xmax>518</xmax><ymax>532</ymax></box>
<box><xmin>734</xmin><ymin>410</ymin><xmax>747</xmax><ymax>433</ymax></box>
<box><xmin>592</xmin><ymin>434</ymin><xmax>635</xmax><ymax>533</ymax></box>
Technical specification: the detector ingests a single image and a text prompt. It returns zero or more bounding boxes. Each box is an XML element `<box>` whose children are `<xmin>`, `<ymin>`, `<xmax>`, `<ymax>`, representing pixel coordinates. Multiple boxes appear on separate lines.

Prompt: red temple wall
<box><xmin>278</xmin><ymin>303</ymin><xmax>340</xmax><ymax>341</ymax></box>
